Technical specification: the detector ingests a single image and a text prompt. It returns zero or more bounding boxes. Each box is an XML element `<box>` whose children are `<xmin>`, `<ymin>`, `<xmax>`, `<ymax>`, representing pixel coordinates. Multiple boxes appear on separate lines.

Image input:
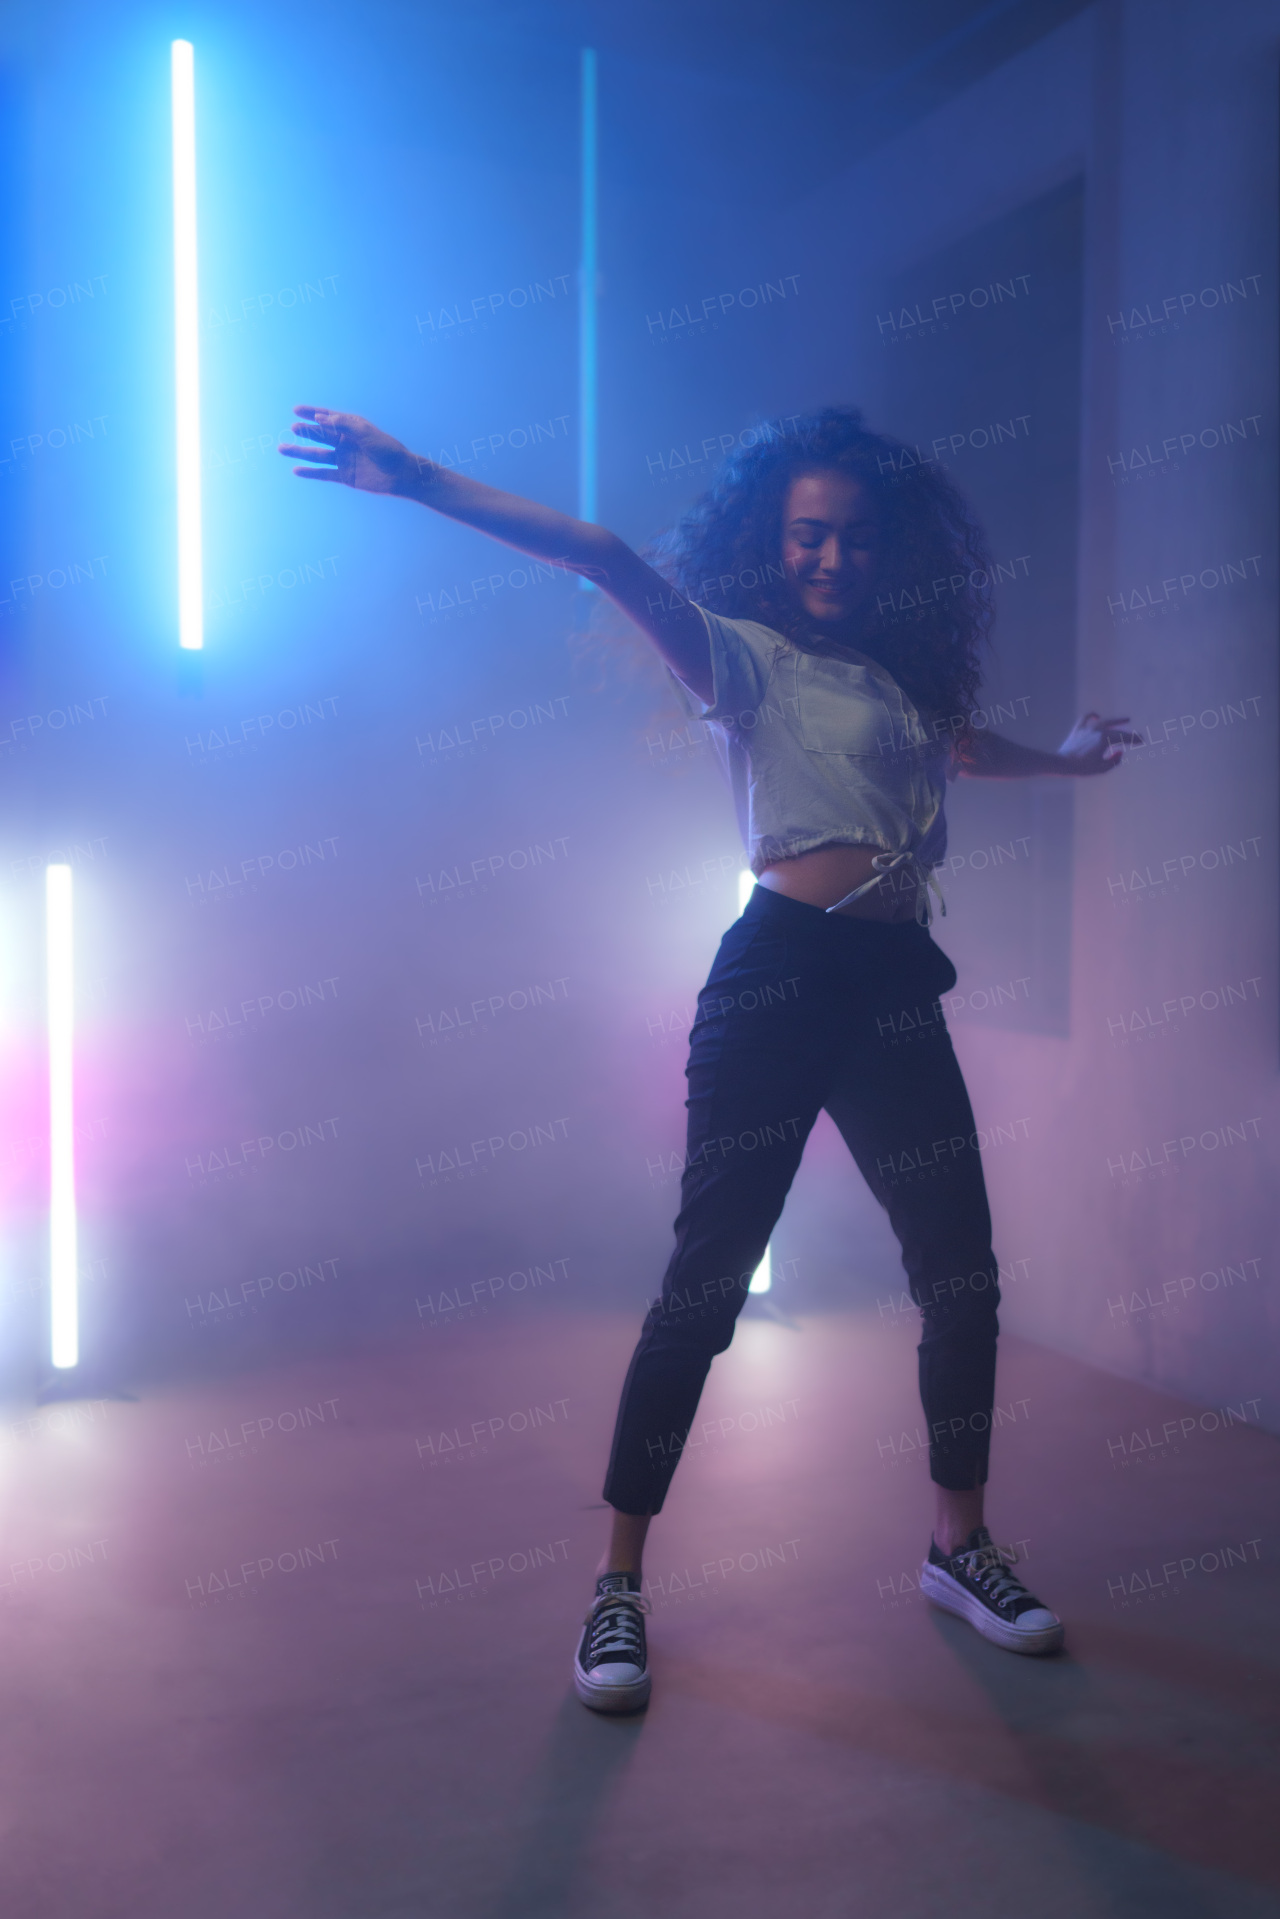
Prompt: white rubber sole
<box><xmin>573</xmin><ymin>1659</ymin><xmax>651</xmax><ymax>1713</ymax></box>
<box><xmin>920</xmin><ymin>1562</ymin><xmax>1065</xmax><ymax>1655</ymax></box>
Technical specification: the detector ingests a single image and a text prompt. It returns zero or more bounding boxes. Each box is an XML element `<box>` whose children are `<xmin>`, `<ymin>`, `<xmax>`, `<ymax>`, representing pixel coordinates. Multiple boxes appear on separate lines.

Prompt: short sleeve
<box><xmin>667</xmin><ymin>606</ymin><xmax>775</xmax><ymax>726</ymax></box>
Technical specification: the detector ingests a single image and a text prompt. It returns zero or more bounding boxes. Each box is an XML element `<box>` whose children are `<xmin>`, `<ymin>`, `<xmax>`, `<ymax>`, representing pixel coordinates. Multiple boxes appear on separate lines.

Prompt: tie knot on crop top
<box><xmin>671</xmin><ymin>606</ymin><xmax>955</xmax><ymax>923</ymax></box>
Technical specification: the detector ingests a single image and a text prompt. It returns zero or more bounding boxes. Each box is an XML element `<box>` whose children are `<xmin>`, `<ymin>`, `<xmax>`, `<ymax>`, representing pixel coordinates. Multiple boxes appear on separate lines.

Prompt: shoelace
<box><xmin>952</xmin><ymin>1540</ymin><xmax>1033</xmax><ymax>1613</ymax></box>
<box><xmin>582</xmin><ymin>1588</ymin><xmax>651</xmax><ymax>1665</ymax></box>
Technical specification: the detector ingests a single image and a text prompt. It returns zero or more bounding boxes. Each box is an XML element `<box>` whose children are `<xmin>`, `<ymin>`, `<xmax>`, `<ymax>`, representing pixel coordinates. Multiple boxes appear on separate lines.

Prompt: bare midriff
<box><xmin>756</xmin><ymin>843</ymin><xmax>920</xmax><ymax>923</ymax></box>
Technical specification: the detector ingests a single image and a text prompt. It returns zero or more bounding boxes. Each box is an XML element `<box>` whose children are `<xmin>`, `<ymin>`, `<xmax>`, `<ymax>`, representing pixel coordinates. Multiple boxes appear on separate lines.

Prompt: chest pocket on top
<box><xmin>793</xmin><ymin>650</ymin><xmax>921</xmax><ymax>759</ymax></box>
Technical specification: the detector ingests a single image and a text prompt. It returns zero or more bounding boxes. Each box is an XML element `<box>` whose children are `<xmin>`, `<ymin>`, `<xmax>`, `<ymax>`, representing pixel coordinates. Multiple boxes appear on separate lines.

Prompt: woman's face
<box><xmin>780</xmin><ymin>469</ymin><xmax>881</xmax><ymax>630</ymax></box>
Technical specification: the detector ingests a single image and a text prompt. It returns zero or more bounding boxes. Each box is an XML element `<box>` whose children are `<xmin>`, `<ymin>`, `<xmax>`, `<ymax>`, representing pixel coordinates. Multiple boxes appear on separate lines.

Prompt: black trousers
<box><xmin>603</xmin><ymin>884</ymin><xmax>1002</xmax><ymax>1514</ymax></box>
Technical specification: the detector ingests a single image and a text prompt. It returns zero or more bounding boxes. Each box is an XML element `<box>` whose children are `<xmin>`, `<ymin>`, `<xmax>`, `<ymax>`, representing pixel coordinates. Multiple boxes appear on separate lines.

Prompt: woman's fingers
<box><xmin>284</xmin><ymin>405</ymin><xmax>360</xmax><ymax>483</ymax></box>
<box><xmin>1096</xmin><ymin>714</ymin><xmax>1142</xmax><ymax>743</ymax></box>
<box><xmin>294</xmin><ymin>404</ymin><xmax>362</xmax><ymax>432</ymax></box>
<box><xmin>280</xmin><ymin>441</ymin><xmax>338</xmax><ymax>463</ymax></box>
<box><xmin>1076</xmin><ymin>709</ymin><xmax>1143</xmax><ymax>749</ymax></box>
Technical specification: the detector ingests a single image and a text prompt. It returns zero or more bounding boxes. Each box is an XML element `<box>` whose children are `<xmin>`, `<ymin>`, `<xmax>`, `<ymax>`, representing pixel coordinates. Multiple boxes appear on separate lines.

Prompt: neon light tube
<box><xmin>172</xmin><ymin>39</ymin><xmax>203</xmax><ymax>649</ymax></box>
<box><xmin>738</xmin><ymin>869</ymin><xmax>772</xmax><ymax>1293</ymax></box>
<box><xmin>748</xmin><ymin>1243</ymin><xmax>772</xmax><ymax>1296</ymax></box>
<box><xmin>47</xmin><ymin>865</ymin><xmax>78</xmax><ymax>1368</ymax></box>
<box><xmin>577</xmin><ymin>48</ymin><xmax>598</xmax><ymax>587</ymax></box>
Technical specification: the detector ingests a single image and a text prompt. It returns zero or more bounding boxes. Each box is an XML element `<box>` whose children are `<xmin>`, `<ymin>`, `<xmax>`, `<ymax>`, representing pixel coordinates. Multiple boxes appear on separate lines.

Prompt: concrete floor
<box><xmin>0</xmin><ymin>1306</ymin><xmax>1276</xmax><ymax>1918</ymax></box>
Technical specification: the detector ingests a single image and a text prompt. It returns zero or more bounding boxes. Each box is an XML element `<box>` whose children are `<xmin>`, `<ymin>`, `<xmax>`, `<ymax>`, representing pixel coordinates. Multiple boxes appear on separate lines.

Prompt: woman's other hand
<box><xmin>279</xmin><ymin>406</ymin><xmax>419</xmax><ymax>495</ymax></box>
<box><xmin>1056</xmin><ymin>711</ymin><xmax>1142</xmax><ymax>774</ymax></box>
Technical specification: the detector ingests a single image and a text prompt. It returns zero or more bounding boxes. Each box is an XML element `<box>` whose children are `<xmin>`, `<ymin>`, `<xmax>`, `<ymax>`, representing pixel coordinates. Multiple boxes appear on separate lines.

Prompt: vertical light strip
<box><xmin>172</xmin><ymin>39</ymin><xmax>203</xmax><ymax>649</ymax></box>
<box><xmin>577</xmin><ymin>47</ymin><xmax>598</xmax><ymax>584</ymax></box>
<box><xmin>738</xmin><ymin>869</ymin><xmax>772</xmax><ymax>1294</ymax></box>
<box><xmin>47</xmin><ymin>866</ymin><xmax>78</xmax><ymax>1369</ymax></box>
<box><xmin>748</xmin><ymin>1243</ymin><xmax>772</xmax><ymax>1296</ymax></box>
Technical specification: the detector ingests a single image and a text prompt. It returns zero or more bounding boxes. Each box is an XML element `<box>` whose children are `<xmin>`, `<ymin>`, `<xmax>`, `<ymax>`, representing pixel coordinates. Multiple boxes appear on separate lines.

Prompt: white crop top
<box><xmin>671</xmin><ymin>606</ymin><xmax>955</xmax><ymax>921</ymax></box>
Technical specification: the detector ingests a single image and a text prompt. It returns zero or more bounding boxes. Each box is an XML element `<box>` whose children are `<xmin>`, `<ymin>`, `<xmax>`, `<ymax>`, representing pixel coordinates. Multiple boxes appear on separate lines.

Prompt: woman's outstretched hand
<box><xmin>1057</xmin><ymin>711</ymin><xmax>1143</xmax><ymax>774</ymax></box>
<box><xmin>279</xmin><ymin>406</ymin><xmax>419</xmax><ymax>495</ymax></box>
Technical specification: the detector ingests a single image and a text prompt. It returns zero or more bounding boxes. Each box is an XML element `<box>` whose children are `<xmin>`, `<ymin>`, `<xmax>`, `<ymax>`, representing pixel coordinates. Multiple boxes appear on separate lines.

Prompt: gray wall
<box><xmin>782</xmin><ymin>0</ymin><xmax>1279</xmax><ymax>1417</ymax></box>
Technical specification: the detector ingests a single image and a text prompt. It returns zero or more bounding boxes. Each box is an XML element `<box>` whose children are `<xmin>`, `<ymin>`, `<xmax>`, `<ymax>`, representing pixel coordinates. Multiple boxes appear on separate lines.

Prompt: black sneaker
<box><xmin>920</xmin><ymin>1526</ymin><xmax>1064</xmax><ymax>1655</ymax></box>
<box><xmin>573</xmin><ymin>1572</ymin><xmax>651</xmax><ymax>1713</ymax></box>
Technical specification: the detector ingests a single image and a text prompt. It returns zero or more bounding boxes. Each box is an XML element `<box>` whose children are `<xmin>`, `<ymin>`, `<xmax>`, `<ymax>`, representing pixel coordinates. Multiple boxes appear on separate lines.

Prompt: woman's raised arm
<box><xmin>280</xmin><ymin>406</ymin><xmax>712</xmax><ymax>701</ymax></box>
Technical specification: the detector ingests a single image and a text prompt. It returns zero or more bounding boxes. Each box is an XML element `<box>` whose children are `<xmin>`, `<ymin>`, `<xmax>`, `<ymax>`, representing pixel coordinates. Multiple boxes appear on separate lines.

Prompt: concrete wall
<box><xmin>784</xmin><ymin>0</ymin><xmax>1279</xmax><ymax>1416</ymax></box>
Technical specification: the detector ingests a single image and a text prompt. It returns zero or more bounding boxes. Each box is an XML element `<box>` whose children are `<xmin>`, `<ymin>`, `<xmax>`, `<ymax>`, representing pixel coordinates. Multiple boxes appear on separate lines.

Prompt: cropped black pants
<box><xmin>603</xmin><ymin>884</ymin><xmax>1002</xmax><ymax>1514</ymax></box>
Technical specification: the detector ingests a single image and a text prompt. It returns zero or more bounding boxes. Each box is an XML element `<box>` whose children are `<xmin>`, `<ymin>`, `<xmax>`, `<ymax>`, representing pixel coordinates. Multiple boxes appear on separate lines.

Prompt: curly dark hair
<box><xmin>649</xmin><ymin>405</ymin><xmax>993</xmax><ymax>733</ymax></box>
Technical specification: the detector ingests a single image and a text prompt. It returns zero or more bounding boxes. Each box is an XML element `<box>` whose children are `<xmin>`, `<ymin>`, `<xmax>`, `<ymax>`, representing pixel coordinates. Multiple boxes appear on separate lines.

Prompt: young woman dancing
<box><xmin>281</xmin><ymin>404</ymin><xmax>1135</xmax><ymax>1711</ymax></box>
